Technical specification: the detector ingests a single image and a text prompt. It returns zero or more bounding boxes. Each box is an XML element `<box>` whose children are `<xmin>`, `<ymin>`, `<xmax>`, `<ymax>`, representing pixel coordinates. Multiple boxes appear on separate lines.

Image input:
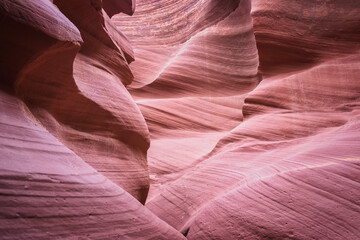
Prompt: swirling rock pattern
<box><xmin>11</xmin><ymin>0</ymin><xmax>150</xmax><ymax>203</ymax></box>
<box><xmin>0</xmin><ymin>0</ymin><xmax>184</xmax><ymax>239</ymax></box>
<box><xmin>1</xmin><ymin>0</ymin><xmax>360</xmax><ymax>239</ymax></box>
<box><xmin>251</xmin><ymin>0</ymin><xmax>360</xmax><ymax>76</ymax></box>
<box><xmin>114</xmin><ymin>0</ymin><xmax>360</xmax><ymax>238</ymax></box>
<box><xmin>114</xmin><ymin>0</ymin><xmax>260</xmax><ymax>201</ymax></box>
<box><xmin>0</xmin><ymin>89</ymin><xmax>184</xmax><ymax>239</ymax></box>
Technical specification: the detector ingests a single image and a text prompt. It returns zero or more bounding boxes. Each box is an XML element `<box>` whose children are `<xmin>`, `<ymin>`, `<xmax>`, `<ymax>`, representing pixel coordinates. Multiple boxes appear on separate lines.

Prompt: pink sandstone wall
<box><xmin>0</xmin><ymin>0</ymin><xmax>359</xmax><ymax>239</ymax></box>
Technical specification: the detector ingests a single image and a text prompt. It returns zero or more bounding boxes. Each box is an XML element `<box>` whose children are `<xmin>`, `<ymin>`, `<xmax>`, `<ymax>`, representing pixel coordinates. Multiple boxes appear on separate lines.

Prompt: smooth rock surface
<box><xmin>0</xmin><ymin>0</ymin><xmax>184</xmax><ymax>239</ymax></box>
<box><xmin>9</xmin><ymin>0</ymin><xmax>150</xmax><ymax>203</ymax></box>
<box><xmin>114</xmin><ymin>0</ymin><xmax>360</xmax><ymax>238</ymax></box>
<box><xmin>1</xmin><ymin>0</ymin><xmax>360</xmax><ymax>239</ymax></box>
<box><xmin>113</xmin><ymin>0</ymin><xmax>260</xmax><ymax>201</ymax></box>
<box><xmin>0</xmin><ymin>89</ymin><xmax>185</xmax><ymax>239</ymax></box>
<box><xmin>251</xmin><ymin>0</ymin><xmax>360</xmax><ymax>76</ymax></box>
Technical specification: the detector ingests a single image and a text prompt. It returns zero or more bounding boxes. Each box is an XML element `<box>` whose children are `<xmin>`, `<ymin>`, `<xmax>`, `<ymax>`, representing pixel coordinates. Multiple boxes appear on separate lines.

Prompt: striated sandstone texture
<box><xmin>0</xmin><ymin>0</ymin><xmax>184</xmax><ymax>239</ymax></box>
<box><xmin>1</xmin><ymin>0</ymin><xmax>360</xmax><ymax>239</ymax></box>
<box><xmin>113</xmin><ymin>0</ymin><xmax>260</xmax><ymax>201</ymax></box>
<box><xmin>2</xmin><ymin>0</ymin><xmax>150</xmax><ymax>203</ymax></box>
<box><xmin>114</xmin><ymin>0</ymin><xmax>360</xmax><ymax>239</ymax></box>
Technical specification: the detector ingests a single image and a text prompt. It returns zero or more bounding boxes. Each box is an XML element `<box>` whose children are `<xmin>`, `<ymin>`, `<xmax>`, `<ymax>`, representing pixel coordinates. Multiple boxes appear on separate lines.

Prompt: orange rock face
<box><xmin>1</xmin><ymin>0</ymin><xmax>360</xmax><ymax>239</ymax></box>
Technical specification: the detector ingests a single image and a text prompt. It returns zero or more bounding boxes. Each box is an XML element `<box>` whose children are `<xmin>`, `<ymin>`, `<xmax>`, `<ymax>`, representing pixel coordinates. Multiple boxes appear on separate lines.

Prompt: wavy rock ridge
<box><xmin>1</xmin><ymin>0</ymin><xmax>360</xmax><ymax>239</ymax></box>
<box><xmin>0</xmin><ymin>0</ymin><xmax>184</xmax><ymax>239</ymax></box>
<box><xmin>114</xmin><ymin>0</ymin><xmax>360</xmax><ymax>238</ymax></box>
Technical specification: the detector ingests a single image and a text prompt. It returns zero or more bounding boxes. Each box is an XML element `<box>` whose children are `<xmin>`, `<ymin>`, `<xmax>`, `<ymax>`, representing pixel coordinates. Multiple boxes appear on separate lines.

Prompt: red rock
<box><xmin>103</xmin><ymin>0</ymin><xmax>136</xmax><ymax>17</ymax></box>
<box><xmin>0</xmin><ymin>1</ymin><xmax>185</xmax><ymax>238</ymax></box>
<box><xmin>113</xmin><ymin>0</ymin><xmax>360</xmax><ymax>238</ymax></box>
<box><xmin>1</xmin><ymin>0</ymin><xmax>360</xmax><ymax>239</ymax></box>
<box><xmin>0</xmin><ymin>89</ymin><xmax>185</xmax><ymax>239</ymax></box>
<box><xmin>8</xmin><ymin>0</ymin><xmax>150</xmax><ymax>203</ymax></box>
<box><xmin>251</xmin><ymin>0</ymin><xmax>360</xmax><ymax>76</ymax></box>
<box><xmin>112</xmin><ymin>0</ymin><xmax>260</xmax><ymax>201</ymax></box>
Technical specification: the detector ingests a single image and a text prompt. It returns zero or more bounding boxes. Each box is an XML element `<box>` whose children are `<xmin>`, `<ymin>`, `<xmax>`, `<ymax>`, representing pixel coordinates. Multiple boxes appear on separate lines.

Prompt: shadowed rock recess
<box><xmin>0</xmin><ymin>0</ymin><xmax>359</xmax><ymax>239</ymax></box>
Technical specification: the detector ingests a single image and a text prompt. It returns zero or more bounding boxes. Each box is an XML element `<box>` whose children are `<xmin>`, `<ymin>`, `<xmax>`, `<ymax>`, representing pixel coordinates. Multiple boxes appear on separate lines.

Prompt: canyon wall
<box><xmin>114</xmin><ymin>0</ymin><xmax>360</xmax><ymax>238</ymax></box>
<box><xmin>0</xmin><ymin>0</ymin><xmax>184</xmax><ymax>238</ymax></box>
<box><xmin>1</xmin><ymin>0</ymin><xmax>359</xmax><ymax>239</ymax></box>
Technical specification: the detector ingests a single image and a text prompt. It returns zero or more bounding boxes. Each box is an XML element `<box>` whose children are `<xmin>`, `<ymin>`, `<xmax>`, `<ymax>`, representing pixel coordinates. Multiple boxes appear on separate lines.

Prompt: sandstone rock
<box><xmin>5</xmin><ymin>0</ymin><xmax>149</xmax><ymax>203</ymax></box>
<box><xmin>103</xmin><ymin>0</ymin><xmax>136</xmax><ymax>17</ymax></box>
<box><xmin>1</xmin><ymin>0</ymin><xmax>360</xmax><ymax>239</ymax></box>
<box><xmin>113</xmin><ymin>0</ymin><xmax>260</xmax><ymax>202</ymax></box>
<box><xmin>0</xmin><ymin>90</ymin><xmax>184</xmax><ymax>239</ymax></box>
<box><xmin>251</xmin><ymin>0</ymin><xmax>360</xmax><ymax>76</ymax></box>
<box><xmin>0</xmin><ymin>1</ymin><xmax>185</xmax><ymax>238</ymax></box>
<box><xmin>113</xmin><ymin>0</ymin><xmax>360</xmax><ymax>238</ymax></box>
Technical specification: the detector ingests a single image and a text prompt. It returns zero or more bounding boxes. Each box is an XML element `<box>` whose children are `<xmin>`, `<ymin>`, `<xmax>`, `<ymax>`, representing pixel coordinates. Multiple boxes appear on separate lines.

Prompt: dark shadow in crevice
<box><xmin>181</xmin><ymin>227</ymin><xmax>190</xmax><ymax>237</ymax></box>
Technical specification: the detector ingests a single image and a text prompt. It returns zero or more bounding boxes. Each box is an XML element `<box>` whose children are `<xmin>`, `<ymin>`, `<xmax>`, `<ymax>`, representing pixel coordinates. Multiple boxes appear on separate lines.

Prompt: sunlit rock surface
<box><xmin>114</xmin><ymin>0</ymin><xmax>360</xmax><ymax>238</ymax></box>
<box><xmin>113</xmin><ymin>0</ymin><xmax>260</xmax><ymax>201</ymax></box>
<box><xmin>1</xmin><ymin>0</ymin><xmax>360</xmax><ymax>239</ymax></box>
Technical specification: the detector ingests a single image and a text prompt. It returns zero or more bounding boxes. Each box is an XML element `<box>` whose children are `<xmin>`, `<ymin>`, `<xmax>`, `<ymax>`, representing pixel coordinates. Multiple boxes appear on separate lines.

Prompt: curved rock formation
<box><xmin>10</xmin><ymin>0</ymin><xmax>150</xmax><ymax>203</ymax></box>
<box><xmin>0</xmin><ymin>89</ymin><xmax>184</xmax><ymax>240</ymax></box>
<box><xmin>113</xmin><ymin>0</ymin><xmax>260</xmax><ymax>201</ymax></box>
<box><xmin>114</xmin><ymin>0</ymin><xmax>360</xmax><ymax>238</ymax></box>
<box><xmin>103</xmin><ymin>0</ymin><xmax>136</xmax><ymax>17</ymax></box>
<box><xmin>180</xmin><ymin>55</ymin><xmax>360</xmax><ymax>239</ymax></box>
<box><xmin>0</xmin><ymin>0</ymin><xmax>184</xmax><ymax>239</ymax></box>
<box><xmin>251</xmin><ymin>0</ymin><xmax>360</xmax><ymax>76</ymax></box>
<box><xmin>1</xmin><ymin>0</ymin><xmax>360</xmax><ymax>239</ymax></box>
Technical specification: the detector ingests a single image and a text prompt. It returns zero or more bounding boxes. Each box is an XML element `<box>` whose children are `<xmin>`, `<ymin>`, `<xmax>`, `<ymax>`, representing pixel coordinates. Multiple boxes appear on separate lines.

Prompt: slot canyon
<box><xmin>0</xmin><ymin>0</ymin><xmax>360</xmax><ymax>239</ymax></box>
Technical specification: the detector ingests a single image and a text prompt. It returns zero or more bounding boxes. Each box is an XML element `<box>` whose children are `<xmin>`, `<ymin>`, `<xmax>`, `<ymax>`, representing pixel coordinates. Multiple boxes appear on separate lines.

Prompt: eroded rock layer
<box><xmin>10</xmin><ymin>0</ymin><xmax>150</xmax><ymax>203</ymax></box>
<box><xmin>0</xmin><ymin>0</ymin><xmax>184</xmax><ymax>239</ymax></box>
<box><xmin>114</xmin><ymin>0</ymin><xmax>360</xmax><ymax>239</ymax></box>
<box><xmin>113</xmin><ymin>0</ymin><xmax>260</xmax><ymax>201</ymax></box>
<box><xmin>251</xmin><ymin>0</ymin><xmax>360</xmax><ymax>76</ymax></box>
<box><xmin>1</xmin><ymin>0</ymin><xmax>360</xmax><ymax>239</ymax></box>
<box><xmin>0</xmin><ymin>90</ymin><xmax>184</xmax><ymax>240</ymax></box>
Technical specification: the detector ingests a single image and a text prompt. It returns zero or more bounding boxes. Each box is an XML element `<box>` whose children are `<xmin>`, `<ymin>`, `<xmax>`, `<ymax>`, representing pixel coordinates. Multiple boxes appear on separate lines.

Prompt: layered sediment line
<box><xmin>1</xmin><ymin>0</ymin><xmax>360</xmax><ymax>239</ymax></box>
